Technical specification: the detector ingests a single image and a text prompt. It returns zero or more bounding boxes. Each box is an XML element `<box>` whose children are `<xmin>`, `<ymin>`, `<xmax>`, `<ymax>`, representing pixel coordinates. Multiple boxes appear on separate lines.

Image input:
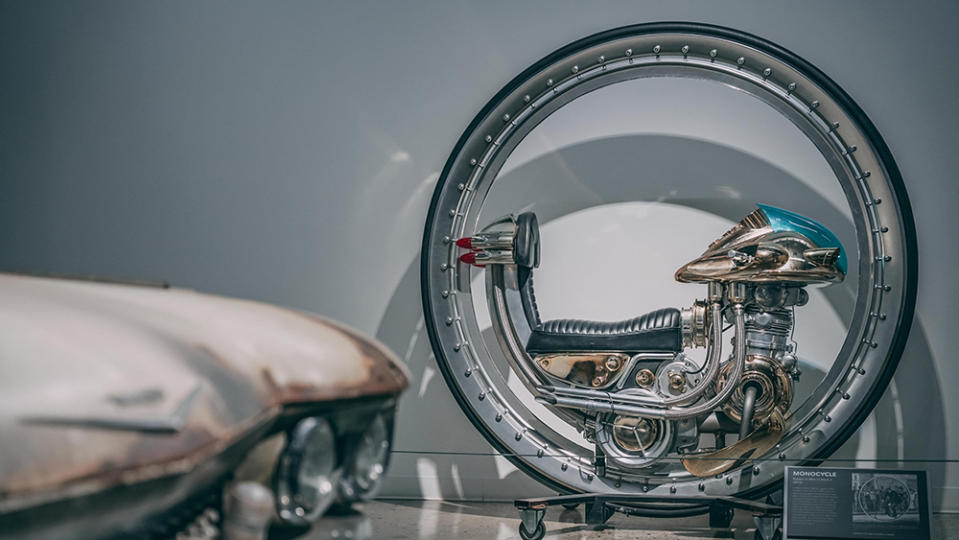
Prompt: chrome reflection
<box><xmin>470</xmin><ymin>205</ymin><xmax>837</xmax><ymax>478</ymax></box>
<box><xmin>422</xmin><ymin>23</ymin><xmax>915</xmax><ymax>500</ymax></box>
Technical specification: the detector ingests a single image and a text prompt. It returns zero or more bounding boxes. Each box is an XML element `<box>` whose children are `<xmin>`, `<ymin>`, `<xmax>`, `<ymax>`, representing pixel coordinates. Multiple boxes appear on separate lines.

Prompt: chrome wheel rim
<box><xmin>421</xmin><ymin>23</ymin><xmax>917</xmax><ymax>498</ymax></box>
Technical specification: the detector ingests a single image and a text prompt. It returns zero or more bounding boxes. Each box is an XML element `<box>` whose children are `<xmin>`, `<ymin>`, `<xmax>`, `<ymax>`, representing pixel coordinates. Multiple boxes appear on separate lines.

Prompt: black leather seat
<box><xmin>509</xmin><ymin>211</ymin><xmax>682</xmax><ymax>355</ymax></box>
<box><xmin>526</xmin><ymin>308</ymin><xmax>682</xmax><ymax>354</ymax></box>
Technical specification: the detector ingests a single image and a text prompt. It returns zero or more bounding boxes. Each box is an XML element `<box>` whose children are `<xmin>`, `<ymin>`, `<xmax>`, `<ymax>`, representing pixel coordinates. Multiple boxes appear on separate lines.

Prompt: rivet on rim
<box><xmin>736</xmin><ymin>57</ymin><xmax>745</xmax><ymax>67</ymax></box>
<box><xmin>681</xmin><ymin>45</ymin><xmax>689</xmax><ymax>58</ymax></box>
<box><xmin>709</xmin><ymin>49</ymin><xmax>718</xmax><ymax>59</ymax></box>
<box><xmin>787</xmin><ymin>82</ymin><xmax>797</xmax><ymax>94</ymax></box>
<box><xmin>762</xmin><ymin>67</ymin><xmax>772</xmax><ymax>79</ymax></box>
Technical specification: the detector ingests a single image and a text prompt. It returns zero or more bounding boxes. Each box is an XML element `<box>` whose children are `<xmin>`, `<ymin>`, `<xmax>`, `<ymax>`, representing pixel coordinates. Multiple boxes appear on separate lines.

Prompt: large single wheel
<box><xmin>421</xmin><ymin>23</ymin><xmax>917</xmax><ymax>500</ymax></box>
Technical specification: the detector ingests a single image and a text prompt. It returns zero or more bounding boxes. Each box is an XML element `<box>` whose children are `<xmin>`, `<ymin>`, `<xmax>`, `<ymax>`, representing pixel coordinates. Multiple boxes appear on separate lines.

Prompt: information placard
<box><xmin>784</xmin><ymin>466</ymin><xmax>931</xmax><ymax>539</ymax></box>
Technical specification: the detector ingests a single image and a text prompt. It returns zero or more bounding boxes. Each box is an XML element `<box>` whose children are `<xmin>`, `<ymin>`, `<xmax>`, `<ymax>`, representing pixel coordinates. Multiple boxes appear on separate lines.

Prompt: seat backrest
<box><xmin>514</xmin><ymin>212</ymin><xmax>542</xmax><ymax>329</ymax></box>
<box><xmin>514</xmin><ymin>212</ymin><xmax>540</xmax><ymax>269</ymax></box>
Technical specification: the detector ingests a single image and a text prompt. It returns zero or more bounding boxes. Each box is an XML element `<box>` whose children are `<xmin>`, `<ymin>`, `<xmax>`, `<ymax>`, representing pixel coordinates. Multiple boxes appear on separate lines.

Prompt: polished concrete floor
<box><xmin>296</xmin><ymin>500</ymin><xmax>959</xmax><ymax>539</ymax></box>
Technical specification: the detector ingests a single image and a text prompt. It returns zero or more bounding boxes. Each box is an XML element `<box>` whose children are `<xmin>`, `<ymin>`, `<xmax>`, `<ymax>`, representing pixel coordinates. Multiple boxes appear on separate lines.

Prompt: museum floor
<box><xmin>303</xmin><ymin>500</ymin><xmax>959</xmax><ymax>539</ymax></box>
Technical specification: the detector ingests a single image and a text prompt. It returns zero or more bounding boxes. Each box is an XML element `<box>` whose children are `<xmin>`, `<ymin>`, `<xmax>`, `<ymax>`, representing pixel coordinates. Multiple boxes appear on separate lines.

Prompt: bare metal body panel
<box><xmin>0</xmin><ymin>273</ymin><xmax>409</xmax><ymax>513</ymax></box>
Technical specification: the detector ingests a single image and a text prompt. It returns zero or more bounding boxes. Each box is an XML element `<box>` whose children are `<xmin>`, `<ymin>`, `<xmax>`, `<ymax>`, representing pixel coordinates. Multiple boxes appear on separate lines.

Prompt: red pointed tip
<box><xmin>455</xmin><ymin>237</ymin><xmax>473</xmax><ymax>248</ymax></box>
<box><xmin>458</xmin><ymin>252</ymin><xmax>486</xmax><ymax>267</ymax></box>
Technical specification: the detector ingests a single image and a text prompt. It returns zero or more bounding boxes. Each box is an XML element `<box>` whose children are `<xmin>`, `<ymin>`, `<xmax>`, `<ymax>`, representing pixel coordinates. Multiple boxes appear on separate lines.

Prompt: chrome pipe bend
<box><xmin>538</xmin><ymin>304</ymin><xmax>746</xmax><ymax>421</ymax></box>
<box><xmin>660</xmin><ymin>301</ymin><xmax>724</xmax><ymax>407</ymax></box>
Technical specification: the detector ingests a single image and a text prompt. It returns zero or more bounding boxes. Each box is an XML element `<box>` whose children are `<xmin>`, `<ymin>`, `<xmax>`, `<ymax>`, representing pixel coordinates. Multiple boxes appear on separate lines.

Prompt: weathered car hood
<box><xmin>0</xmin><ymin>273</ymin><xmax>408</xmax><ymax>511</ymax></box>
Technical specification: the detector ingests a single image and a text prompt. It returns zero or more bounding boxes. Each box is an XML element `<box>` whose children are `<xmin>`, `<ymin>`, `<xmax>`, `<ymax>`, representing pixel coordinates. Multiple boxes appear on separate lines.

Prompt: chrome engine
<box><xmin>459</xmin><ymin>205</ymin><xmax>845</xmax><ymax>478</ymax></box>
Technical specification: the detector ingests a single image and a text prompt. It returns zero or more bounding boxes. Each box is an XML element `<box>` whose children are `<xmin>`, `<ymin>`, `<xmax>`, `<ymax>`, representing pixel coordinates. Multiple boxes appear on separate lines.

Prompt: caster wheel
<box><xmin>519</xmin><ymin>521</ymin><xmax>546</xmax><ymax>540</ymax></box>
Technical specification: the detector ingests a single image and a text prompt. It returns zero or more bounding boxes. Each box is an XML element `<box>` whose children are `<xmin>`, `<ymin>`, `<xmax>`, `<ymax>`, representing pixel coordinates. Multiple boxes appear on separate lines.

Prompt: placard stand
<box><xmin>783</xmin><ymin>467</ymin><xmax>931</xmax><ymax>540</ymax></box>
<box><xmin>514</xmin><ymin>491</ymin><xmax>783</xmax><ymax>540</ymax></box>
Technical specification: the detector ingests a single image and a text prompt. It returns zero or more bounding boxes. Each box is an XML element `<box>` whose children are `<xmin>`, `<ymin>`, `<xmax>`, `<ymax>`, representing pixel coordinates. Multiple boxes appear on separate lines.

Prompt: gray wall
<box><xmin>2</xmin><ymin>1</ymin><xmax>958</xmax><ymax>510</ymax></box>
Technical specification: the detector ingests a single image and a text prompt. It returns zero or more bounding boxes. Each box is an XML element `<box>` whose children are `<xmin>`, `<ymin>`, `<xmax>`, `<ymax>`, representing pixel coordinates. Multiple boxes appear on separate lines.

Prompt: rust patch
<box><xmin>250</xmin><ymin>310</ymin><xmax>410</xmax><ymax>407</ymax></box>
<box><xmin>0</xmin><ymin>408</ymin><xmax>279</xmax><ymax>513</ymax></box>
<box><xmin>295</xmin><ymin>311</ymin><xmax>410</xmax><ymax>393</ymax></box>
<box><xmin>194</xmin><ymin>343</ymin><xmax>272</xmax><ymax>405</ymax></box>
<box><xmin>261</xmin><ymin>365</ymin><xmax>386</xmax><ymax>405</ymax></box>
<box><xmin>260</xmin><ymin>366</ymin><xmax>329</xmax><ymax>404</ymax></box>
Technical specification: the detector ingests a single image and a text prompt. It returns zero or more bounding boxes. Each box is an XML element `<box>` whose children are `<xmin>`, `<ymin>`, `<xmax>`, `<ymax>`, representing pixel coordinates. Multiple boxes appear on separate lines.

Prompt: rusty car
<box><xmin>0</xmin><ymin>272</ymin><xmax>409</xmax><ymax>539</ymax></box>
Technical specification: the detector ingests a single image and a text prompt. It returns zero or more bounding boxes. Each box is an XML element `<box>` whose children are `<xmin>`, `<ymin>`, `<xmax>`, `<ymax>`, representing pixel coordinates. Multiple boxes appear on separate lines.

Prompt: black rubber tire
<box><xmin>519</xmin><ymin>521</ymin><xmax>546</xmax><ymax>540</ymax></box>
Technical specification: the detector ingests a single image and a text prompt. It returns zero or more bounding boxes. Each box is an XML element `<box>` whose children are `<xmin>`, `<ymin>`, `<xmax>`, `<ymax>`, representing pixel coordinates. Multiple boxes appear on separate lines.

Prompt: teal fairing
<box><xmin>759</xmin><ymin>204</ymin><xmax>847</xmax><ymax>274</ymax></box>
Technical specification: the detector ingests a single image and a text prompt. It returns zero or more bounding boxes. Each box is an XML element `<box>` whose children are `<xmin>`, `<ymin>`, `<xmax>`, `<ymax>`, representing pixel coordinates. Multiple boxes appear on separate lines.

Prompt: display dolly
<box><xmin>514</xmin><ymin>491</ymin><xmax>783</xmax><ymax>540</ymax></box>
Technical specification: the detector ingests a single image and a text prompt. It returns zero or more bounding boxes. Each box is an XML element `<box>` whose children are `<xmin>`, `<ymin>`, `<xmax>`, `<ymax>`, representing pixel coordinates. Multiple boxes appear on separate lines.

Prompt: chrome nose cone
<box><xmin>675</xmin><ymin>205</ymin><xmax>845</xmax><ymax>285</ymax></box>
